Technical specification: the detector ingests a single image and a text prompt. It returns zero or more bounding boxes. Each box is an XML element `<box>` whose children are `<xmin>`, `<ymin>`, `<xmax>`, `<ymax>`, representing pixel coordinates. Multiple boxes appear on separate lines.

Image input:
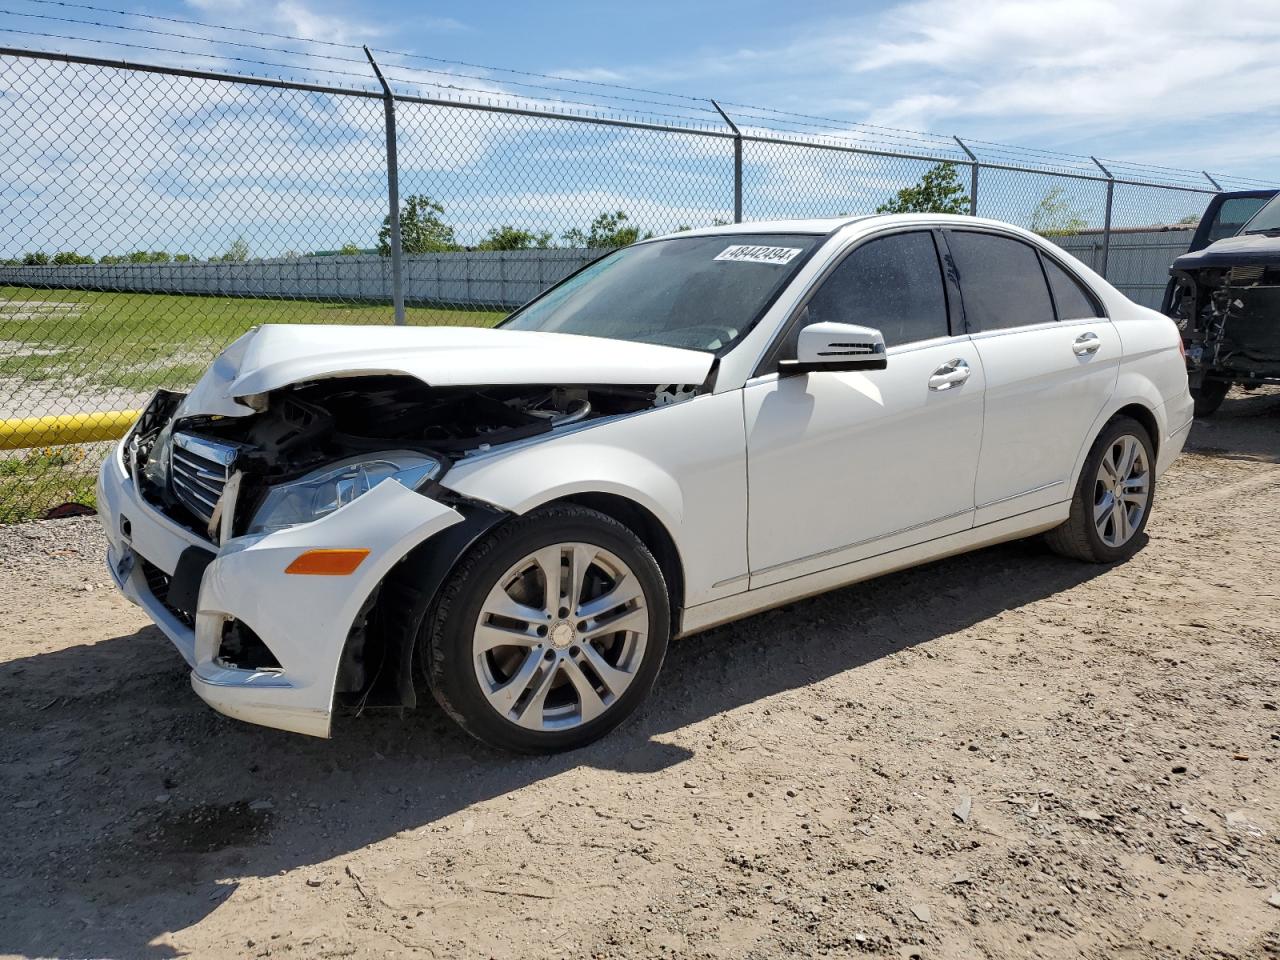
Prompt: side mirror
<box><xmin>780</xmin><ymin>321</ymin><xmax>887</xmax><ymax>374</ymax></box>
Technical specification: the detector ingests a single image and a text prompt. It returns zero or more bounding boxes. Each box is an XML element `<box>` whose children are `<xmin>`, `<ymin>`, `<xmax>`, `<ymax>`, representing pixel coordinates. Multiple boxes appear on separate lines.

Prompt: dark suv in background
<box><xmin>1164</xmin><ymin>189</ymin><xmax>1280</xmax><ymax>415</ymax></box>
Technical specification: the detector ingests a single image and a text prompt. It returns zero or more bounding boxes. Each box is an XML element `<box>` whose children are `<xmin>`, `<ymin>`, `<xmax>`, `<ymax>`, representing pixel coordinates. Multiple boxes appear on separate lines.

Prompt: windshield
<box><xmin>1243</xmin><ymin>193</ymin><xmax>1280</xmax><ymax>234</ymax></box>
<box><xmin>501</xmin><ymin>233</ymin><xmax>821</xmax><ymax>352</ymax></box>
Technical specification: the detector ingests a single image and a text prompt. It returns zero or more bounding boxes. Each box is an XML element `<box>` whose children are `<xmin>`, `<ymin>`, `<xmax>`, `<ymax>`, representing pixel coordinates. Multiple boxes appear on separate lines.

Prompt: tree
<box><xmin>219</xmin><ymin>237</ymin><xmax>250</xmax><ymax>262</ymax></box>
<box><xmin>674</xmin><ymin>217</ymin><xmax>732</xmax><ymax>232</ymax></box>
<box><xmin>475</xmin><ymin>226</ymin><xmax>553</xmax><ymax>251</ymax></box>
<box><xmin>22</xmin><ymin>251</ymin><xmax>50</xmax><ymax>266</ymax></box>
<box><xmin>562</xmin><ymin>210</ymin><xmax>651</xmax><ymax>248</ymax></box>
<box><xmin>876</xmin><ymin>162</ymin><xmax>970</xmax><ymax>215</ymax></box>
<box><xmin>379</xmin><ymin>195</ymin><xmax>458</xmax><ymax>255</ymax></box>
<box><xmin>1030</xmin><ymin>188</ymin><xmax>1087</xmax><ymax>237</ymax></box>
<box><xmin>126</xmin><ymin>250</ymin><xmax>171</xmax><ymax>264</ymax></box>
<box><xmin>52</xmin><ymin>251</ymin><xmax>94</xmax><ymax>265</ymax></box>
<box><xmin>338</xmin><ymin>242</ymin><xmax>363</xmax><ymax>256</ymax></box>
<box><xmin>174</xmin><ymin>253</ymin><xmax>194</xmax><ymax>263</ymax></box>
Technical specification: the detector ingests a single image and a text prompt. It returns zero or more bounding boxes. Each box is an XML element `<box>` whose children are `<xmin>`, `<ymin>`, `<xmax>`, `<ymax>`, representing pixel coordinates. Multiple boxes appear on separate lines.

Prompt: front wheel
<box><xmin>425</xmin><ymin>505</ymin><xmax>670</xmax><ymax>753</ymax></box>
<box><xmin>1045</xmin><ymin>416</ymin><xmax>1155</xmax><ymax>564</ymax></box>
<box><xmin>1192</xmin><ymin>378</ymin><xmax>1230</xmax><ymax>417</ymax></box>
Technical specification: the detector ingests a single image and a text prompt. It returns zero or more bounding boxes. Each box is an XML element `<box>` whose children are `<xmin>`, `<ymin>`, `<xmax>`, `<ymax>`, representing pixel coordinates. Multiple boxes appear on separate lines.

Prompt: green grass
<box><xmin>0</xmin><ymin>446</ymin><xmax>98</xmax><ymax>523</ymax></box>
<box><xmin>0</xmin><ymin>286</ymin><xmax>508</xmax><ymax>393</ymax></box>
<box><xmin>0</xmin><ymin>286</ymin><xmax>508</xmax><ymax>520</ymax></box>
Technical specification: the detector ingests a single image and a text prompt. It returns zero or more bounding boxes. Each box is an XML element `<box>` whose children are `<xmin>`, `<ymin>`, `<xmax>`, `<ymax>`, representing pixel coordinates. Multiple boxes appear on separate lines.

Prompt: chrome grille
<box><xmin>170</xmin><ymin>432</ymin><xmax>238</xmax><ymax>525</ymax></box>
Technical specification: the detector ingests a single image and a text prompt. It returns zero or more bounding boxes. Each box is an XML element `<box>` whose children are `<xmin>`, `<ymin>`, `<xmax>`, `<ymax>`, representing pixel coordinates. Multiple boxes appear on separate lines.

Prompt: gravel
<box><xmin>1</xmin><ymin>387</ymin><xmax>1278</xmax><ymax>959</ymax></box>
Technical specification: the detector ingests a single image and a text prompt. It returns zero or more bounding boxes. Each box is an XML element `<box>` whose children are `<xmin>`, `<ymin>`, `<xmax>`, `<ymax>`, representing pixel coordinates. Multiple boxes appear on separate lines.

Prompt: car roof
<box><xmin>661</xmin><ymin>213</ymin><xmax>1020</xmax><ymax>239</ymax></box>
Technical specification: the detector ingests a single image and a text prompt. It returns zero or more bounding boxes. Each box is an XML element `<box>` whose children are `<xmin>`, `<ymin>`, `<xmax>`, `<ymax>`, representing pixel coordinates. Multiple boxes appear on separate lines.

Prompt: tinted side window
<box><xmin>948</xmin><ymin>231</ymin><xmax>1055</xmax><ymax>332</ymax></box>
<box><xmin>805</xmin><ymin>231</ymin><xmax>948</xmax><ymax>347</ymax></box>
<box><xmin>1042</xmin><ymin>256</ymin><xmax>1103</xmax><ymax>319</ymax></box>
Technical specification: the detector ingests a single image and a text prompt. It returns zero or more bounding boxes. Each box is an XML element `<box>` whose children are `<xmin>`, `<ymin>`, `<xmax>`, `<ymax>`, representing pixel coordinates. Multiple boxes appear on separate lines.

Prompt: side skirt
<box><xmin>677</xmin><ymin>501</ymin><xmax>1069</xmax><ymax>637</ymax></box>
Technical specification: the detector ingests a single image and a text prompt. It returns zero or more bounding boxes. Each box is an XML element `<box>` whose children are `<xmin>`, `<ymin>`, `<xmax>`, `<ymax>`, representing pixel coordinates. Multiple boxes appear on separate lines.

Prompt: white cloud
<box><xmin>853</xmin><ymin>0</ymin><xmax>1280</xmax><ymax>133</ymax></box>
<box><xmin>551</xmin><ymin>0</ymin><xmax>1280</xmax><ymax>179</ymax></box>
<box><xmin>3</xmin><ymin>0</ymin><xmax>1271</xmax><ymax>262</ymax></box>
<box><xmin>183</xmin><ymin>0</ymin><xmax>383</xmax><ymax>43</ymax></box>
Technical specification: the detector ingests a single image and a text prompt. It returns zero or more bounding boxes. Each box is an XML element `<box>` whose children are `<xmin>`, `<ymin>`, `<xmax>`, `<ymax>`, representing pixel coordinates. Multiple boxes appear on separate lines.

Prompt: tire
<box><xmin>1045</xmin><ymin>415</ymin><xmax>1156</xmax><ymax>564</ymax></box>
<box><xmin>1192</xmin><ymin>379</ymin><xmax>1229</xmax><ymax>417</ymax></box>
<box><xmin>425</xmin><ymin>504</ymin><xmax>670</xmax><ymax>753</ymax></box>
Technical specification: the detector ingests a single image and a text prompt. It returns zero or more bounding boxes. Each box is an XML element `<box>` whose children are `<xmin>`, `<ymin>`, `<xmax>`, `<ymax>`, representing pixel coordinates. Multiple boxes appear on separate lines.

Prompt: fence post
<box><xmin>364</xmin><ymin>46</ymin><xmax>405</xmax><ymax>325</ymax></box>
<box><xmin>953</xmin><ymin>136</ymin><xmax>978</xmax><ymax>216</ymax></box>
<box><xmin>1202</xmin><ymin>170</ymin><xmax>1223</xmax><ymax>192</ymax></box>
<box><xmin>711</xmin><ymin>100</ymin><xmax>743</xmax><ymax>223</ymax></box>
<box><xmin>1092</xmin><ymin>156</ymin><xmax>1115</xmax><ymax>280</ymax></box>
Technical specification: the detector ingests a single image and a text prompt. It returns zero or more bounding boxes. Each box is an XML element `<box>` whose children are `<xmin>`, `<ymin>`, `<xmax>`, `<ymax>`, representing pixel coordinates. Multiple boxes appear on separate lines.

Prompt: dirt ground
<box><xmin>1</xmin><ymin>389</ymin><xmax>1278</xmax><ymax>960</ymax></box>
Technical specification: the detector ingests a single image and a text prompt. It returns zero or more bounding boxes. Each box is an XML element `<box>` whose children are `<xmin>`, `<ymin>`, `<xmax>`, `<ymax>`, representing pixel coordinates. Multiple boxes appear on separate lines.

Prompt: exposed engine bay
<box><xmin>1164</xmin><ymin>215</ymin><xmax>1280</xmax><ymax>416</ymax></box>
<box><xmin>1169</xmin><ymin>265</ymin><xmax>1280</xmax><ymax>379</ymax></box>
<box><xmin>126</xmin><ymin>377</ymin><xmax>695</xmax><ymax>542</ymax></box>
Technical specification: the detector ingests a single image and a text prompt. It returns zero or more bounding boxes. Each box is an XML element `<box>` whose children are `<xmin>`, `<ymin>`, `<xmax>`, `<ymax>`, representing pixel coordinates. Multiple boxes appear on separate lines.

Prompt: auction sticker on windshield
<box><xmin>713</xmin><ymin>244</ymin><xmax>804</xmax><ymax>265</ymax></box>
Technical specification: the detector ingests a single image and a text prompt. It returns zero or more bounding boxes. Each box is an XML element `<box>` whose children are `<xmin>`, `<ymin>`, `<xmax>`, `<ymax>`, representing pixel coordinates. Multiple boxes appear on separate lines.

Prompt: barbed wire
<box><xmin>0</xmin><ymin>6</ymin><xmax>729</xmax><ymax>121</ymax></box>
<box><xmin>4</xmin><ymin>0</ymin><xmax>1260</xmax><ymax>187</ymax></box>
<box><xmin>1</xmin><ymin>0</ymin><xmax>1271</xmax><ymax>189</ymax></box>
<box><xmin>0</xmin><ymin>25</ymin><xmax>380</xmax><ymax>82</ymax></box>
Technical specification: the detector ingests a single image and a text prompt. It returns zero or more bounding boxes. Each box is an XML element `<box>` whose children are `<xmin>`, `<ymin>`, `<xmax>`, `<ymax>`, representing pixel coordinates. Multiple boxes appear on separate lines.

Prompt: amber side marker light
<box><xmin>284</xmin><ymin>549</ymin><xmax>371</xmax><ymax>576</ymax></box>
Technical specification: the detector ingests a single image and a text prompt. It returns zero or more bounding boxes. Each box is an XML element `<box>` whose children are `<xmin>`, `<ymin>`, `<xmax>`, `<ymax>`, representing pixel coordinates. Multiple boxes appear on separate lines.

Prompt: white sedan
<box><xmin>97</xmin><ymin>214</ymin><xmax>1194</xmax><ymax>752</ymax></box>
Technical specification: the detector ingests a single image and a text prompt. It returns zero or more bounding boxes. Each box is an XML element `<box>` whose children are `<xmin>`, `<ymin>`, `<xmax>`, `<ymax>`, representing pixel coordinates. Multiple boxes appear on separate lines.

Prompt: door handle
<box><xmin>928</xmin><ymin>358</ymin><xmax>971</xmax><ymax>391</ymax></box>
<box><xmin>1073</xmin><ymin>332</ymin><xmax>1102</xmax><ymax>356</ymax></box>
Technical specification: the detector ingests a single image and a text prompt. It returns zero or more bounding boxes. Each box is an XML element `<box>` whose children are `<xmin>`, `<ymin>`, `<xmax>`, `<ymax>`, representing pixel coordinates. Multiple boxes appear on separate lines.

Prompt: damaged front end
<box><xmin>130</xmin><ymin>377</ymin><xmax>682</xmax><ymax>543</ymax></box>
<box><xmin>124</xmin><ymin>373</ymin><xmax>698</xmax><ymax>712</ymax></box>
<box><xmin>1169</xmin><ymin>265</ymin><xmax>1280</xmax><ymax>383</ymax></box>
<box><xmin>1165</xmin><ymin>231</ymin><xmax>1280</xmax><ymax>411</ymax></box>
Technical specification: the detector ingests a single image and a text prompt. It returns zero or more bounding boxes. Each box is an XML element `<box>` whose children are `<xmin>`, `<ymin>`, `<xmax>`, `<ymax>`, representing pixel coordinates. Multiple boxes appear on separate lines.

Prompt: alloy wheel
<box><xmin>1093</xmin><ymin>434</ymin><xmax>1150</xmax><ymax>548</ymax></box>
<box><xmin>472</xmin><ymin>542</ymin><xmax>649</xmax><ymax>731</ymax></box>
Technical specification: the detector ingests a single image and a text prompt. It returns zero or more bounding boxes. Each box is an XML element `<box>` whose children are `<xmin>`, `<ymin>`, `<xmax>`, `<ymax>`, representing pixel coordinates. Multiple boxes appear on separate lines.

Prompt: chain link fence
<box><xmin>0</xmin><ymin>45</ymin><xmax>1270</xmax><ymax>520</ymax></box>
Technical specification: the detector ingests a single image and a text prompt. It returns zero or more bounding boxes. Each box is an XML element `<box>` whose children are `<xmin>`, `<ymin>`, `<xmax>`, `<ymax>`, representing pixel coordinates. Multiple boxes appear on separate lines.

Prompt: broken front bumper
<box><xmin>97</xmin><ymin>439</ymin><xmax>463</xmax><ymax>737</ymax></box>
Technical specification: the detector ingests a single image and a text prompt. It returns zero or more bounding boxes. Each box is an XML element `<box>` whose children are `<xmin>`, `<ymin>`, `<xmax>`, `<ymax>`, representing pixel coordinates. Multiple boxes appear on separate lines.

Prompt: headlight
<box><xmin>247</xmin><ymin>451</ymin><xmax>441</xmax><ymax>535</ymax></box>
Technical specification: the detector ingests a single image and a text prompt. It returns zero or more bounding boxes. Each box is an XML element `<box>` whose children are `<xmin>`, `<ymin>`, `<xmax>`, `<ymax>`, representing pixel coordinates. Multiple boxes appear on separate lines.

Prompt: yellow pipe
<box><xmin>0</xmin><ymin>410</ymin><xmax>140</xmax><ymax>451</ymax></box>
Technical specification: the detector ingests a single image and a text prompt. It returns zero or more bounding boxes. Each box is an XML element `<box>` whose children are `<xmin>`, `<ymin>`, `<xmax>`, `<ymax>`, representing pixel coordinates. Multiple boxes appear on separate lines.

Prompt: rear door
<box><xmin>944</xmin><ymin>229</ymin><xmax>1118</xmax><ymax>525</ymax></box>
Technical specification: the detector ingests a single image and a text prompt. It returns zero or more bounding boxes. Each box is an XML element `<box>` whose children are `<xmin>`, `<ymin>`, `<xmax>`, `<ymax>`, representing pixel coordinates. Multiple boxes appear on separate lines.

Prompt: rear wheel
<box><xmin>426</xmin><ymin>505</ymin><xmax>670</xmax><ymax>753</ymax></box>
<box><xmin>1192</xmin><ymin>378</ymin><xmax>1229</xmax><ymax>417</ymax></box>
<box><xmin>1045</xmin><ymin>416</ymin><xmax>1155</xmax><ymax>564</ymax></box>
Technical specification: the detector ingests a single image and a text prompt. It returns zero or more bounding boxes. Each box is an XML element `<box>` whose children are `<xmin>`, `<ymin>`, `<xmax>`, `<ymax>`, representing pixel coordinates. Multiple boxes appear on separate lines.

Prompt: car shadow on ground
<box><xmin>0</xmin><ymin>533</ymin><xmax>1122</xmax><ymax>958</ymax></box>
<box><xmin>1186</xmin><ymin>387</ymin><xmax>1280</xmax><ymax>462</ymax></box>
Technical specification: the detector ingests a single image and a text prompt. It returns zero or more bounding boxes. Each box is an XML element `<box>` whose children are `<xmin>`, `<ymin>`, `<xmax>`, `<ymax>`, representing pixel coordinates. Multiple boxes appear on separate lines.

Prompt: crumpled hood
<box><xmin>178</xmin><ymin>323</ymin><xmax>715</xmax><ymax>418</ymax></box>
<box><xmin>1172</xmin><ymin>231</ymin><xmax>1280</xmax><ymax>271</ymax></box>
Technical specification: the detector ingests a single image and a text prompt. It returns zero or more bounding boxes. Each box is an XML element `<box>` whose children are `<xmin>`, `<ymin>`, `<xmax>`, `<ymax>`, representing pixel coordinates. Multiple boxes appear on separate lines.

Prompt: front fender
<box><xmin>438</xmin><ymin>392</ymin><xmax>750</xmax><ymax>608</ymax></box>
<box><xmin>444</xmin><ymin>441</ymin><xmax>684</xmax><ymax>535</ymax></box>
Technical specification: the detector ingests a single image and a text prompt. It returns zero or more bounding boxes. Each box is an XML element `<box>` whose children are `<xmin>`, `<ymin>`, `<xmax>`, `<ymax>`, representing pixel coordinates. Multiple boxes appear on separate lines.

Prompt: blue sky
<box><xmin>2</xmin><ymin>0</ymin><xmax>1276</xmax><ymax>177</ymax></box>
<box><xmin>183</xmin><ymin>0</ymin><xmax>1276</xmax><ymax>178</ymax></box>
<box><xmin>0</xmin><ymin>0</ymin><xmax>1275</xmax><ymax>257</ymax></box>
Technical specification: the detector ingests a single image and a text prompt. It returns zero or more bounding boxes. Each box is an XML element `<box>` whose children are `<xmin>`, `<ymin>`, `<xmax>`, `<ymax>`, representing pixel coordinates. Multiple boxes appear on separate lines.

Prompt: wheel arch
<box><xmin>1112</xmin><ymin>402</ymin><xmax>1160</xmax><ymax>459</ymax></box>
<box><xmin>333</xmin><ymin>499</ymin><xmax>509</xmax><ymax>715</ymax></box>
<box><xmin>335</xmin><ymin>486</ymin><xmax>690</xmax><ymax>715</ymax></box>
<box><xmin>1069</xmin><ymin>375</ymin><xmax>1168</xmax><ymax>495</ymax></box>
<box><xmin>552</xmin><ymin>491</ymin><xmax>686</xmax><ymax>633</ymax></box>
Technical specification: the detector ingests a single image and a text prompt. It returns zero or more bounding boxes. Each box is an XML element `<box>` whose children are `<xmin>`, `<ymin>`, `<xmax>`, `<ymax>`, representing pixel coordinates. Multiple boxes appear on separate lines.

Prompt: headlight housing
<box><xmin>247</xmin><ymin>451</ymin><xmax>441</xmax><ymax>535</ymax></box>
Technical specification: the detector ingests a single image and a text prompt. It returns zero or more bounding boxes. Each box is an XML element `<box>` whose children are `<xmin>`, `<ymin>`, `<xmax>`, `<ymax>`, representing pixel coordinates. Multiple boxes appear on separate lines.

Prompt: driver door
<box><xmin>743</xmin><ymin>230</ymin><xmax>985</xmax><ymax>587</ymax></box>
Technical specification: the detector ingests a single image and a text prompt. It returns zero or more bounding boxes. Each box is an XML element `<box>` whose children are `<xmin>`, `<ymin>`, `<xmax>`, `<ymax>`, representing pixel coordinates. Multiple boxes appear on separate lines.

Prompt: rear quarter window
<box><xmin>1042</xmin><ymin>256</ymin><xmax>1105</xmax><ymax>319</ymax></box>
